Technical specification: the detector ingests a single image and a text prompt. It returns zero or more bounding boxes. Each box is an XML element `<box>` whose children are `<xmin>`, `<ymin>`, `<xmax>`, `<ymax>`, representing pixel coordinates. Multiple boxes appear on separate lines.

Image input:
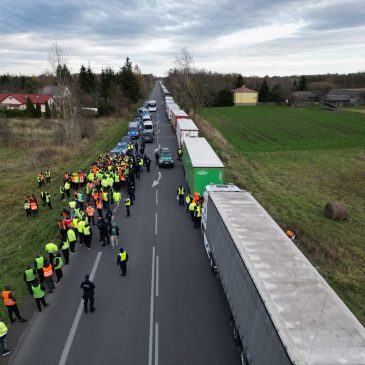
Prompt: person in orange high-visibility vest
<box><xmin>86</xmin><ymin>204</ymin><xmax>95</xmax><ymax>225</ymax></box>
<box><xmin>193</xmin><ymin>192</ymin><xmax>199</xmax><ymax>204</ymax></box>
<box><xmin>2</xmin><ymin>286</ymin><xmax>27</xmax><ymax>323</ymax></box>
<box><xmin>96</xmin><ymin>198</ymin><xmax>103</xmax><ymax>218</ymax></box>
<box><xmin>42</xmin><ymin>260</ymin><xmax>55</xmax><ymax>293</ymax></box>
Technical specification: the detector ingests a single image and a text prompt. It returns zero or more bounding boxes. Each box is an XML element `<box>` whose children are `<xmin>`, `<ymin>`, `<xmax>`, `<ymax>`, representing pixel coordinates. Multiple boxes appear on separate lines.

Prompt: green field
<box><xmin>201</xmin><ymin>105</ymin><xmax>365</xmax><ymax>325</ymax></box>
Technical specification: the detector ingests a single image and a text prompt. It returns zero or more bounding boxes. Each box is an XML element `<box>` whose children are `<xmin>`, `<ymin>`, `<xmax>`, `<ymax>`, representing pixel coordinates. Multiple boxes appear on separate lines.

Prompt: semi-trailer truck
<box><xmin>202</xmin><ymin>184</ymin><xmax>365</xmax><ymax>365</ymax></box>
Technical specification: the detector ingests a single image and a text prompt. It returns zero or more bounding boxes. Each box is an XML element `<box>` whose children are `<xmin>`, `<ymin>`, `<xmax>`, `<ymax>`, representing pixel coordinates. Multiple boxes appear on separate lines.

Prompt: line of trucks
<box><xmin>159</xmin><ymin>81</ymin><xmax>365</xmax><ymax>365</ymax></box>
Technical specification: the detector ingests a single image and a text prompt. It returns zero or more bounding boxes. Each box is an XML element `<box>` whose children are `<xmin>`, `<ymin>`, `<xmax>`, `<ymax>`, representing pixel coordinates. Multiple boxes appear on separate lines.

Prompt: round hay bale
<box><xmin>324</xmin><ymin>201</ymin><xmax>348</xmax><ymax>220</ymax></box>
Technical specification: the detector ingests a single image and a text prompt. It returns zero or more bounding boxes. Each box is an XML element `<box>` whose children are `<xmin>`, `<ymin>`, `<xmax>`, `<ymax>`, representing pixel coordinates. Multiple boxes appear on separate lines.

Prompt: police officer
<box><xmin>53</xmin><ymin>253</ymin><xmax>64</xmax><ymax>283</ymax></box>
<box><xmin>80</xmin><ymin>274</ymin><xmax>95</xmax><ymax>314</ymax></box>
<box><xmin>124</xmin><ymin>197</ymin><xmax>131</xmax><ymax>217</ymax></box>
<box><xmin>31</xmin><ymin>279</ymin><xmax>48</xmax><ymax>312</ymax></box>
<box><xmin>1</xmin><ymin>286</ymin><xmax>26</xmax><ymax>323</ymax></box>
<box><xmin>177</xmin><ymin>185</ymin><xmax>185</xmax><ymax>206</ymax></box>
<box><xmin>59</xmin><ymin>238</ymin><xmax>70</xmax><ymax>264</ymax></box>
<box><xmin>34</xmin><ymin>253</ymin><xmax>45</xmax><ymax>282</ymax></box>
<box><xmin>185</xmin><ymin>194</ymin><xmax>192</xmax><ymax>214</ymax></box>
<box><xmin>23</xmin><ymin>265</ymin><xmax>37</xmax><ymax>295</ymax></box>
<box><xmin>117</xmin><ymin>248</ymin><xmax>129</xmax><ymax>276</ymax></box>
<box><xmin>0</xmin><ymin>321</ymin><xmax>11</xmax><ymax>356</ymax></box>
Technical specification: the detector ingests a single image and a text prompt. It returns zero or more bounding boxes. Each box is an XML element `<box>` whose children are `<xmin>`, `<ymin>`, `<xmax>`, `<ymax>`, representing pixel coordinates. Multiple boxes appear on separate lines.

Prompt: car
<box><xmin>148</xmin><ymin>100</ymin><xmax>157</xmax><ymax>112</ymax></box>
<box><xmin>156</xmin><ymin>147</ymin><xmax>174</xmax><ymax>167</ymax></box>
<box><xmin>143</xmin><ymin>120</ymin><xmax>154</xmax><ymax>134</ymax></box>
<box><xmin>128</xmin><ymin>122</ymin><xmax>140</xmax><ymax>139</ymax></box>
<box><xmin>117</xmin><ymin>141</ymin><xmax>128</xmax><ymax>154</ymax></box>
<box><xmin>138</xmin><ymin>107</ymin><xmax>150</xmax><ymax>117</ymax></box>
<box><xmin>142</xmin><ymin>114</ymin><xmax>152</xmax><ymax>123</ymax></box>
<box><xmin>109</xmin><ymin>148</ymin><xmax>120</xmax><ymax>157</ymax></box>
<box><xmin>141</xmin><ymin>129</ymin><xmax>154</xmax><ymax>143</ymax></box>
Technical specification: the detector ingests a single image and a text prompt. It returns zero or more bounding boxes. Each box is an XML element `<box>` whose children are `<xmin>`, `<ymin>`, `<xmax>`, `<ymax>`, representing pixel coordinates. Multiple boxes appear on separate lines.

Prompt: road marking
<box><xmin>152</xmin><ymin>171</ymin><xmax>161</xmax><ymax>188</ymax></box>
<box><xmin>156</xmin><ymin>256</ymin><xmax>159</xmax><ymax>297</ymax></box>
<box><xmin>154</xmin><ymin>322</ymin><xmax>159</xmax><ymax>365</ymax></box>
<box><xmin>156</xmin><ymin>190</ymin><xmax>158</xmax><ymax>205</ymax></box>
<box><xmin>155</xmin><ymin>213</ymin><xmax>158</xmax><ymax>235</ymax></box>
<box><xmin>148</xmin><ymin>247</ymin><xmax>156</xmax><ymax>365</ymax></box>
<box><xmin>58</xmin><ymin>252</ymin><xmax>102</xmax><ymax>365</ymax></box>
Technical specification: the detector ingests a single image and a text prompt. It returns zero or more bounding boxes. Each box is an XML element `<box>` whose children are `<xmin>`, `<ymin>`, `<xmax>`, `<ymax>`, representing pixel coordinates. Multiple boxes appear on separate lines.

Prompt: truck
<box><xmin>201</xmin><ymin>184</ymin><xmax>365</xmax><ymax>365</ymax></box>
<box><xmin>166</xmin><ymin>102</ymin><xmax>179</xmax><ymax>120</ymax></box>
<box><xmin>176</xmin><ymin>118</ymin><xmax>199</xmax><ymax>148</ymax></box>
<box><xmin>182</xmin><ymin>138</ymin><xmax>224</xmax><ymax>195</ymax></box>
<box><xmin>170</xmin><ymin>109</ymin><xmax>189</xmax><ymax>130</ymax></box>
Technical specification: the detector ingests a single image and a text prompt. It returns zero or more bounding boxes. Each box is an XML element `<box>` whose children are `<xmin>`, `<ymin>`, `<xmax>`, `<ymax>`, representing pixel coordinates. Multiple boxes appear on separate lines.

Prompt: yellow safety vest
<box><xmin>119</xmin><ymin>252</ymin><xmax>127</xmax><ymax>261</ymax></box>
<box><xmin>0</xmin><ymin>321</ymin><xmax>8</xmax><ymax>336</ymax></box>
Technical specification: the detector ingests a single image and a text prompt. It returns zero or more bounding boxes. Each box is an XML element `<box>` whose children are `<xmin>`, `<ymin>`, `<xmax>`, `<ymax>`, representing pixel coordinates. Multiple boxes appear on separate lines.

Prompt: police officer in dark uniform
<box><xmin>80</xmin><ymin>274</ymin><xmax>95</xmax><ymax>314</ymax></box>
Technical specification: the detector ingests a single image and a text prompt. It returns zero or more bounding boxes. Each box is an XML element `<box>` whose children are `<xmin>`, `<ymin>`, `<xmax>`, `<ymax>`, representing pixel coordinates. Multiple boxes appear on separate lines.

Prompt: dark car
<box><xmin>128</xmin><ymin>122</ymin><xmax>140</xmax><ymax>139</ymax></box>
<box><xmin>141</xmin><ymin>130</ymin><xmax>154</xmax><ymax>143</ymax></box>
<box><xmin>156</xmin><ymin>147</ymin><xmax>174</xmax><ymax>167</ymax></box>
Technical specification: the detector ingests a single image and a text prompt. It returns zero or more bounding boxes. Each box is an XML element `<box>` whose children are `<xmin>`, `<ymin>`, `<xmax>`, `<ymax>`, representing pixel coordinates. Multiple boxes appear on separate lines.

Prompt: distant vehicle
<box><xmin>138</xmin><ymin>107</ymin><xmax>150</xmax><ymax>116</ymax></box>
<box><xmin>148</xmin><ymin>100</ymin><xmax>157</xmax><ymax>112</ymax></box>
<box><xmin>141</xmin><ymin>129</ymin><xmax>154</xmax><ymax>143</ymax></box>
<box><xmin>142</xmin><ymin>114</ymin><xmax>152</xmax><ymax>123</ymax></box>
<box><xmin>156</xmin><ymin>147</ymin><xmax>174</xmax><ymax>167</ymax></box>
<box><xmin>143</xmin><ymin>120</ymin><xmax>154</xmax><ymax>134</ymax></box>
<box><xmin>142</xmin><ymin>101</ymin><xmax>149</xmax><ymax>109</ymax></box>
<box><xmin>109</xmin><ymin>148</ymin><xmax>120</xmax><ymax>157</ymax></box>
<box><xmin>128</xmin><ymin>122</ymin><xmax>140</xmax><ymax>139</ymax></box>
<box><xmin>117</xmin><ymin>141</ymin><xmax>127</xmax><ymax>154</ymax></box>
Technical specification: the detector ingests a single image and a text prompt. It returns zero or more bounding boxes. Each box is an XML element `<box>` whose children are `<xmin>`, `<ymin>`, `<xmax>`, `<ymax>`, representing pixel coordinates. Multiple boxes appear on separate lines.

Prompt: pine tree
<box><xmin>258</xmin><ymin>78</ymin><xmax>270</xmax><ymax>102</ymax></box>
<box><xmin>26</xmin><ymin>97</ymin><xmax>35</xmax><ymax>117</ymax></box>
<box><xmin>45</xmin><ymin>101</ymin><xmax>52</xmax><ymax>119</ymax></box>
<box><xmin>35</xmin><ymin>103</ymin><xmax>42</xmax><ymax>118</ymax></box>
<box><xmin>119</xmin><ymin>57</ymin><xmax>140</xmax><ymax>103</ymax></box>
<box><xmin>235</xmin><ymin>74</ymin><xmax>245</xmax><ymax>88</ymax></box>
<box><xmin>298</xmin><ymin>76</ymin><xmax>307</xmax><ymax>91</ymax></box>
<box><xmin>79</xmin><ymin>64</ymin><xmax>88</xmax><ymax>92</ymax></box>
<box><xmin>216</xmin><ymin>89</ymin><xmax>234</xmax><ymax>106</ymax></box>
<box><xmin>86</xmin><ymin>65</ymin><xmax>96</xmax><ymax>93</ymax></box>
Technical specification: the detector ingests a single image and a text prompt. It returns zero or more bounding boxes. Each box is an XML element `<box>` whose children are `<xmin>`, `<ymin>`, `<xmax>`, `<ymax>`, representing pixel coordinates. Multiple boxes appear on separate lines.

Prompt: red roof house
<box><xmin>0</xmin><ymin>93</ymin><xmax>54</xmax><ymax>113</ymax></box>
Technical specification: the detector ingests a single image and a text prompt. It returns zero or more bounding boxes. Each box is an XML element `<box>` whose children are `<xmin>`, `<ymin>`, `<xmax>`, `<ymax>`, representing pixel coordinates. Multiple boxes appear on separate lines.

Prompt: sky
<box><xmin>0</xmin><ymin>0</ymin><xmax>364</xmax><ymax>77</ymax></box>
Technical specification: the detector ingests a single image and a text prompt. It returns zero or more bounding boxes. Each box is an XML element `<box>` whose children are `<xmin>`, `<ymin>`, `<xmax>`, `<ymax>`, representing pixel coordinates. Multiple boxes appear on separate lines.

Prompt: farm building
<box><xmin>0</xmin><ymin>93</ymin><xmax>54</xmax><ymax>112</ymax></box>
<box><xmin>232</xmin><ymin>85</ymin><xmax>258</xmax><ymax>105</ymax></box>
<box><xmin>292</xmin><ymin>91</ymin><xmax>316</xmax><ymax>107</ymax></box>
<box><xmin>323</xmin><ymin>89</ymin><xmax>365</xmax><ymax>107</ymax></box>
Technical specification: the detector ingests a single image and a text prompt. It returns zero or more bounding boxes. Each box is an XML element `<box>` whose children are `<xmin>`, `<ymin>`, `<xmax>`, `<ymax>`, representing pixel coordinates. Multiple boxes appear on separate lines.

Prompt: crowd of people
<box><xmin>177</xmin><ymin>187</ymin><xmax>203</xmax><ymax>228</ymax></box>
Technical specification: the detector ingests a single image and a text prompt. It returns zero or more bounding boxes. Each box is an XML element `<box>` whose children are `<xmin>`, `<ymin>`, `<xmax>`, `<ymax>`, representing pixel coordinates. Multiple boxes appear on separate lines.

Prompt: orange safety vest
<box><xmin>30</xmin><ymin>202</ymin><xmax>37</xmax><ymax>211</ymax></box>
<box><xmin>43</xmin><ymin>265</ymin><xmax>53</xmax><ymax>278</ymax></box>
<box><xmin>93</xmin><ymin>191</ymin><xmax>99</xmax><ymax>200</ymax></box>
<box><xmin>96</xmin><ymin>200</ymin><xmax>103</xmax><ymax>209</ymax></box>
<box><xmin>2</xmin><ymin>291</ymin><xmax>16</xmax><ymax>306</ymax></box>
<box><xmin>86</xmin><ymin>206</ymin><xmax>94</xmax><ymax>216</ymax></box>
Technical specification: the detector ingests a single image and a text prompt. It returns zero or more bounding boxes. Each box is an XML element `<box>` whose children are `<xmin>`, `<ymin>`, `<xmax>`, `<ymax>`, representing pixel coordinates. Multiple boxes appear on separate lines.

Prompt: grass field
<box><xmin>200</xmin><ymin>105</ymin><xmax>365</xmax><ymax>325</ymax></box>
<box><xmin>0</xmin><ymin>116</ymin><xmax>127</xmax><ymax>323</ymax></box>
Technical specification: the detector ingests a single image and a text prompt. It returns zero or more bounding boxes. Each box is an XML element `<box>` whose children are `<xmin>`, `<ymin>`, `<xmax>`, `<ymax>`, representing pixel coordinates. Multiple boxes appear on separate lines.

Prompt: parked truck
<box><xmin>170</xmin><ymin>109</ymin><xmax>189</xmax><ymax>130</ymax></box>
<box><xmin>176</xmin><ymin>118</ymin><xmax>199</xmax><ymax>148</ymax></box>
<box><xmin>201</xmin><ymin>184</ymin><xmax>365</xmax><ymax>365</ymax></box>
<box><xmin>182</xmin><ymin>138</ymin><xmax>224</xmax><ymax>195</ymax></box>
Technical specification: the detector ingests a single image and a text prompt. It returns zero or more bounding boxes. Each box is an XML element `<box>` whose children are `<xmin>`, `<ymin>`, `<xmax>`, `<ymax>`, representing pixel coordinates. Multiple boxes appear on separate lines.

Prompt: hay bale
<box><xmin>324</xmin><ymin>201</ymin><xmax>348</xmax><ymax>220</ymax></box>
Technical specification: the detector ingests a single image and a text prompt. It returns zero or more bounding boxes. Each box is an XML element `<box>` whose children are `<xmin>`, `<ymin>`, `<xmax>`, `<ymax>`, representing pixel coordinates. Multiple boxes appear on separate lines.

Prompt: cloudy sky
<box><xmin>0</xmin><ymin>0</ymin><xmax>364</xmax><ymax>76</ymax></box>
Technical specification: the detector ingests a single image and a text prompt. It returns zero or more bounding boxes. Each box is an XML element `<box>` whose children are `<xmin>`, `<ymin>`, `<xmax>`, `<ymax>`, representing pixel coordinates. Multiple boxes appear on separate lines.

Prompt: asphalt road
<box><xmin>10</xmin><ymin>84</ymin><xmax>241</xmax><ymax>365</ymax></box>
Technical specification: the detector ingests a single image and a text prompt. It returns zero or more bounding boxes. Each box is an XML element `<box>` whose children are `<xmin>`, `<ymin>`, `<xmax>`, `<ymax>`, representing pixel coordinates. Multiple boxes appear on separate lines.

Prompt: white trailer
<box><xmin>176</xmin><ymin>118</ymin><xmax>199</xmax><ymax>148</ymax></box>
<box><xmin>202</xmin><ymin>184</ymin><xmax>365</xmax><ymax>365</ymax></box>
<box><xmin>166</xmin><ymin>102</ymin><xmax>180</xmax><ymax>120</ymax></box>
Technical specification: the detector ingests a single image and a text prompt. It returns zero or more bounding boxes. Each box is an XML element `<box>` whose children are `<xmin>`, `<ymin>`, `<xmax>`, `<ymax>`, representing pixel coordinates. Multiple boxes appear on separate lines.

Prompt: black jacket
<box><xmin>80</xmin><ymin>279</ymin><xmax>95</xmax><ymax>297</ymax></box>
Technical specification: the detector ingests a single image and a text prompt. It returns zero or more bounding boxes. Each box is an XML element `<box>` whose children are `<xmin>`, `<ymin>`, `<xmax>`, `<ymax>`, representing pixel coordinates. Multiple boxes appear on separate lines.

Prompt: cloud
<box><xmin>0</xmin><ymin>0</ymin><xmax>364</xmax><ymax>76</ymax></box>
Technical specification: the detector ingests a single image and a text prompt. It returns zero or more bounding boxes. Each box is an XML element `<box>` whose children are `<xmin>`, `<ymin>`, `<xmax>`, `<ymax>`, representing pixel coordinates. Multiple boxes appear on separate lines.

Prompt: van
<box><xmin>143</xmin><ymin>120</ymin><xmax>154</xmax><ymax>133</ymax></box>
<box><xmin>142</xmin><ymin>114</ymin><xmax>152</xmax><ymax>123</ymax></box>
<box><xmin>148</xmin><ymin>100</ymin><xmax>157</xmax><ymax>112</ymax></box>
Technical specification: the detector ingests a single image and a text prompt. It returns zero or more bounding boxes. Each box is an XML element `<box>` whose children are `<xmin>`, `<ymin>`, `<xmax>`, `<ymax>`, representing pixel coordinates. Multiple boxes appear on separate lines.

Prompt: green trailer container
<box><xmin>183</xmin><ymin>137</ymin><xmax>224</xmax><ymax>195</ymax></box>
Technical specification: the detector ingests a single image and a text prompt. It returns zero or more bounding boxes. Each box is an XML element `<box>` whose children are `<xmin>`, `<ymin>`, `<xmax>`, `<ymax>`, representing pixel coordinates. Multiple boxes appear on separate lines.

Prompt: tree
<box><xmin>79</xmin><ymin>64</ymin><xmax>88</xmax><ymax>92</ymax></box>
<box><xmin>258</xmin><ymin>78</ymin><xmax>270</xmax><ymax>102</ymax></box>
<box><xmin>97</xmin><ymin>97</ymin><xmax>113</xmax><ymax>116</ymax></box>
<box><xmin>26</xmin><ymin>97</ymin><xmax>35</xmax><ymax>117</ymax></box>
<box><xmin>298</xmin><ymin>76</ymin><xmax>307</xmax><ymax>91</ymax></box>
<box><xmin>35</xmin><ymin>103</ymin><xmax>42</xmax><ymax>118</ymax></box>
<box><xmin>100</xmin><ymin>67</ymin><xmax>115</xmax><ymax>98</ymax></box>
<box><xmin>45</xmin><ymin>101</ymin><xmax>52</xmax><ymax>119</ymax></box>
<box><xmin>24</xmin><ymin>79</ymin><xmax>36</xmax><ymax>93</ymax></box>
<box><xmin>215</xmin><ymin>89</ymin><xmax>234</xmax><ymax>106</ymax></box>
<box><xmin>269</xmin><ymin>84</ymin><xmax>283</xmax><ymax>102</ymax></box>
<box><xmin>234</xmin><ymin>74</ymin><xmax>245</xmax><ymax>88</ymax></box>
<box><xmin>119</xmin><ymin>57</ymin><xmax>140</xmax><ymax>103</ymax></box>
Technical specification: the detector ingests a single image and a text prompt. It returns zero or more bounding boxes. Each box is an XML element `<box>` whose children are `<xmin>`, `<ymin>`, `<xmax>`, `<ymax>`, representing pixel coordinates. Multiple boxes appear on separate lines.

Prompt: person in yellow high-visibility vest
<box><xmin>0</xmin><ymin>320</ymin><xmax>11</xmax><ymax>356</ymax></box>
<box><xmin>116</xmin><ymin>248</ymin><xmax>129</xmax><ymax>276</ymax></box>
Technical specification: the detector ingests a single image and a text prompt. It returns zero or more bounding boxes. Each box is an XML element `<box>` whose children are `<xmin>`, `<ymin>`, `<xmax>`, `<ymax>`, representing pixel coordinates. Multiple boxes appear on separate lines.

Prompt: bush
<box><xmin>0</xmin><ymin>109</ymin><xmax>28</xmax><ymax>118</ymax></box>
<box><xmin>215</xmin><ymin>89</ymin><xmax>234</xmax><ymax>107</ymax></box>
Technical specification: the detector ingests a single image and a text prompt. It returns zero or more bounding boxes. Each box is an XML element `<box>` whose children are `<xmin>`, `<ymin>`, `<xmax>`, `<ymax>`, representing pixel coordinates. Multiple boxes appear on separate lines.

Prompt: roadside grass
<box><xmin>0</xmin><ymin>116</ymin><xmax>127</xmax><ymax>323</ymax></box>
<box><xmin>199</xmin><ymin>106</ymin><xmax>365</xmax><ymax>325</ymax></box>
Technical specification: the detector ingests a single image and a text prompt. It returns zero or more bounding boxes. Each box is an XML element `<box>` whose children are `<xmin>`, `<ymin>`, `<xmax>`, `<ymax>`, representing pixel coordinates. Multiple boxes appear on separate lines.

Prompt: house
<box><xmin>0</xmin><ymin>93</ymin><xmax>54</xmax><ymax>112</ymax></box>
<box><xmin>323</xmin><ymin>89</ymin><xmax>365</xmax><ymax>107</ymax></box>
<box><xmin>232</xmin><ymin>85</ymin><xmax>258</xmax><ymax>105</ymax></box>
<box><xmin>292</xmin><ymin>91</ymin><xmax>316</xmax><ymax>107</ymax></box>
<box><xmin>40</xmin><ymin>86</ymin><xmax>71</xmax><ymax>108</ymax></box>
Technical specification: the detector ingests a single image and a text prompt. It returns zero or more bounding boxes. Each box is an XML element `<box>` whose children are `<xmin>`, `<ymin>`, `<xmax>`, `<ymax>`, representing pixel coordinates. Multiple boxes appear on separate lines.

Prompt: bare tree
<box><xmin>48</xmin><ymin>42</ymin><xmax>81</xmax><ymax>147</ymax></box>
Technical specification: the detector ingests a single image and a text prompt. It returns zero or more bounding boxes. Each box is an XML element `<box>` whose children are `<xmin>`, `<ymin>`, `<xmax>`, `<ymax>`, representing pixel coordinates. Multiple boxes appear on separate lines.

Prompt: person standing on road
<box><xmin>67</xmin><ymin>227</ymin><xmax>77</xmax><ymax>254</ymax></box>
<box><xmin>0</xmin><ymin>321</ymin><xmax>11</xmax><ymax>357</ymax></box>
<box><xmin>59</xmin><ymin>238</ymin><xmax>70</xmax><ymax>264</ymax></box>
<box><xmin>31</xmin><ymin>279</ymin><xmax>48</xmax><ymax>312</ymax></box>
<box><xmin>124</xmin><ymin>197</ymin><xmax>131</xmax><ymax>217</ymax></box>
<box><xmin>80</xmin><ymin>274</ymin><xmax>95</xmax><ymax>314</ymax></box>
<box><xmin>2</xmin><ymin>286</ymin><xmax>27</xmax><ymax>323</ymax></box>
<box><xmin>53</xmin><ymin>253</ymin><xmax>64</xmax><ymax>283</ymax></box>
<box><xmin>86</xmin><ymin>204</ymin><xmax>95</xmax><ymax>225</ymax></box>
<box><xmin>34</xmin><ymin>253</ymin><xmax>45</xmax><ymax>282</ymax></box>
<box><xmin>45</xmin><ymin>241</ymin><xmax>58</xmax><ymax>262</ymax></box>
<box><xmin>42</xmin><ymin>260</ymin><xmax>55</xmax><ymax>293</ymax></box>
<box><xmin>83</xmin><ymin>222</ymin><xmax>93</xmax><ymax>249</ymax></box>
<box><xmin>110</xmin><ymin>223</ymin><xmax>120</xmax><ymax>249</ymax></box>
<box><xmin>117</xmin><ymin>248</ymin><xmax>129</xmax><ymax>276</ymax></box>
<box><xmin>177</xmin><ymin>186</ymin><xmax>185</xmax><ymax>206</ymax></box>
<box><xmin>185</xmin><ymin>194</ymin><xmax>192</xmax><ymax>214</ymax></box>
<box><xmin>23</xmin><ymin>265</ymin><xmax>37</xmax><ymax>295</ymax></box>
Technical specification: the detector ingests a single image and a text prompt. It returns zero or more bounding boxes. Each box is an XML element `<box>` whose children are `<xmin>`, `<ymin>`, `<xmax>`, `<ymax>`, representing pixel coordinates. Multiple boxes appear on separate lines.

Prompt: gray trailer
<box><xmin>201</xmin><ymin>184</ymin><xmax>365</xmax><ymax>365</ymax></box>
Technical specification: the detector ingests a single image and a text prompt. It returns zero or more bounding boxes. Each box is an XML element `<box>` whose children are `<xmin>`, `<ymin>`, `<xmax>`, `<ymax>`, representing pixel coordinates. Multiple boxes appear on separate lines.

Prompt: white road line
<box><xmin>154</xmin><ymin>322</ymin><xmax>159</xmax><ymax>365</ymax></box>
<box><xmin>148</xmin><ymin>247</ymin><xmax>156</xmax><ymax>365</ymax></box>
<box><xmin>156</xmin><ymin>256</ymin><xmax>159</xmax><ymax>297</ymax></box>
<box><xmin>156</xmin><ymin>190</ymin><xmax>158</xmax><ymax>205</ymax></box>
<box><xmin>155</xmin><ymin>213</ymin><xmax>158</xmax><ymax>235</ymax></box>
<box><xmin>58</xmin><ymin>252</ymin><xmax>102</xmax><ymax>365</ymax></box>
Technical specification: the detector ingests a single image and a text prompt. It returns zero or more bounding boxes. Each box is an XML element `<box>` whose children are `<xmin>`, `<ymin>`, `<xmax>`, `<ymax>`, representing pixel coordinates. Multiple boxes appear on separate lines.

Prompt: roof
<box><xmin>41</xmin><ymin>86</ymin><xmax>69</xmax><ymax>97</ymax></box>
<box><xmin>177</xmin><ymin>118</ymin><xmax>199</xmax><ymax>131</ymax></box>
<box><xmin>210</xmin><ymin>190</ymin><xmax>365</xmax><ymax>365</ymax></box>
<box><xmin>0</xmin><ymin>93</ymin><xmax>52</xmax><ymax>105</ymax></box>
<box><xmin>172</xmin><ymin>109</ymin><xmax>188</xmax><ymax>117</ymax></box>
<box><xmin>325</xmin><ymin>95</ymin><xmax>351</xmax><ymax>102</ymax></box>
<box><xmin>232</xmin><ymin>85</ymin><xmax>257</xmax><ymax>93</ymax></box>
<box><xmin>293</xmin><ymin>91</ymin><xmax>315</xmax><ymax>98</ymax></box>
<box><xmin>327</xmin><ymin>88</ymin><xmax>365</xmax><ymax>98</ymax></box>
<box><xmin>184</xmin><ymin>137</ymin><xmax>224</xmax><ymax>168</ymax></box>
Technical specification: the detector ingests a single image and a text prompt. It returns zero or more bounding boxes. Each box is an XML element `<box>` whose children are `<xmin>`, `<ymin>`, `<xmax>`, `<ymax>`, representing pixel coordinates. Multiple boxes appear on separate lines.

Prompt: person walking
<box><xmin>185</xmin><ymin>194</ymin><xmax>192</xmax><ymax>214</ymax></box>
<box><xmin>97</xmin><ymin>218</ymin><xmax>109</xmax><ymax>246</ymax></box>
<box><xmin>45</xmin><ymin>241</ymin><xmax>58</xmax><ymax>262</ymax></box>
<box><xmin>64</xmin><ymin>180</ymin><xmax>71</xmax><ymax>198</ymax></box>
<box><xmin>23</xmin><ymin>265</ymin><xmax>37</xmax><ymax>295</ymax></box>
<box><xmin>67</xmin><ymin>227</ymin><xmax>77</xmax><ymax>254</ymax></box>
<box><xmin>177</xmin><ymin>186</ymin><xmax>185</xmax><ymax>206</ymax></box>
<box><xmin>53</xmin><ymin>254</ymin><xmax>64</xmax><ymax>283</ymax></box>
<box><xmin>59</xmin><ymin>238</ymin><xmax>70</xmax><ymax>265</ymax></box>
<box><xmin>45</xmin><ymin>170</ymin><xmax>51</xmax><ymax>183</ymax></box>
<box><xmin>69</xmin><ymin>199</ymin><xmax>76</xmax><ymax>219</ymax></box>
<box><xmin>80</xmin><ymin>275</ymin><xmax>95</xmax><ymax>314</ymax></box>
<box><xmin>34</xmin><ymin>253</ymin><xmax>45</xmax><ymax>282</ymax></box>
<box><xmin>113</xmin><ymin>190</ymin><xmax>122</xmax><ymax>209</ymax></box>
<box><xmin>2</xmin><ymin>286</ymin><xmax>27</xmax><ymax>323</ymax></box>
<box><xmin>117</xmin><ymin>248</ymin><xmax>129</xmax><ymax>276</ymax></box>
<box><xmin>42</xmin><ymin>260</ymin><xmax>55</xmax><ymax>293</ymax></box>
<box><xmin>60</xmin><ymin>185</ymin><xmax>65</xmax><ymax>201</ymax></box>
<box><xmin>45</xmin><ymin>192</ymin><xmax>52</xmax><ymax>210</ymax></box>
<box><xmin>86</xmin><ymin>204</ymin><xmax>95</xmax><ymax>225</ymax></box>
<box><xmin>194</xmin><ymin>204</ymin><xmax>201</xmax><ymax>229</ymax></box>
<box><xmin>0</xmin><ymin>321</ymin><xmax>11</xmax><ymax>357</ymax></box>
<box><xmin>124</xmin><ymin>197</ymin><xmax>131</xmax><ymax>217</ymax></box>
<box><xmin>31</xmin><ymin>279</ymin><xmax>48</xmax><ymax>312</ymax></box>
<box><xmin>110</xmin><ymin>223</ymin><xmax>120</xmax><ymax>249</ymax></box>
<box><xmin>77</xmin><ymin>219</ymin><xmax>86</xmax><ymax>245</ymax></box>
<box><xmin>83</xmin><ymin>222</ymin><xmax>92</xmax><ymax>249</ymax></box>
